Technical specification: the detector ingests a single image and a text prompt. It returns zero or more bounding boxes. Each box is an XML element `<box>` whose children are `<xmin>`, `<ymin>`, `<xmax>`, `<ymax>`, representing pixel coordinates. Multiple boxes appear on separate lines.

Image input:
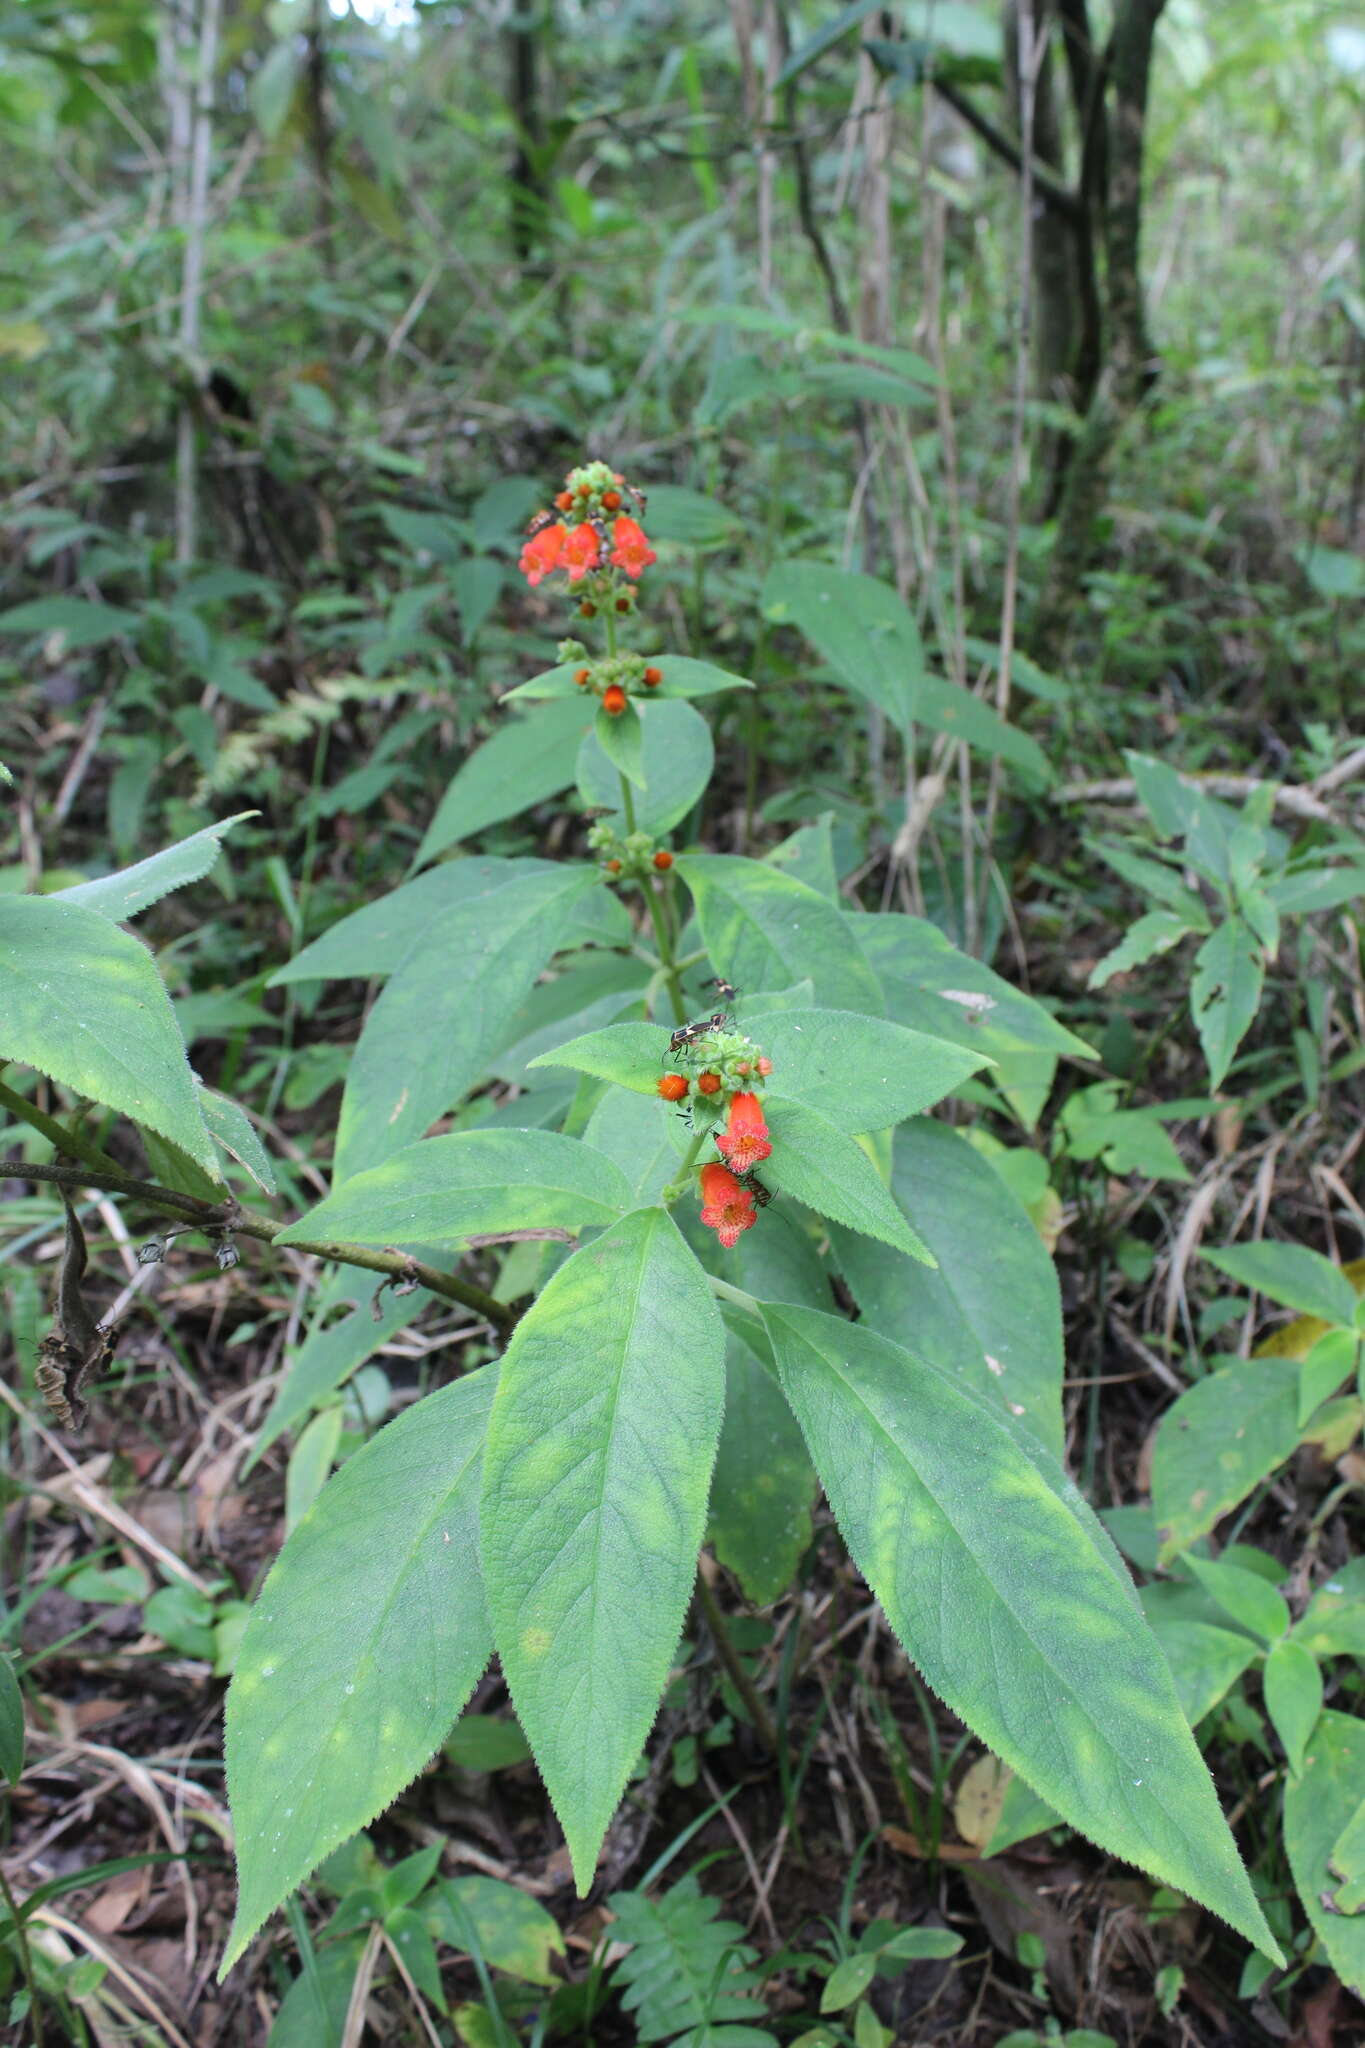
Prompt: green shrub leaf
<box><xmin>54</xmin><ymin>812</ymin><xmax>256</xmax><ymax>922</ymax></box>
<box><xmin>833</xmin><ymin>1118</ymin><xmax>1065</xmax><ymax>1458</ymax></box>
<box><xmin>479</xmin><ymin>1208</ymin><xmax>725</xmax><ymax>1891</ymax></box>
<box><xmin>277</xmin><ymin>1129</ymin><xmax>634</xmax><ymax>1246</ymax></box>
<box><xmin>0</xmin><ymin>896</ymin><xmax>218</xmax><ymax>1174</ymax></box>
<box><xmin>754</xmin><ymin>1007</ymin><xmax>990</xmax><ymax>1131</ymax></box>
<box><xmin>764</xmin><ymin>1305</ymin><xmax>1284</xmax><ymax>1965</ymax></box>
<box><xmin>334</xmin><ymin>865</ymin><xmax>597</xmax><ymax>1179</ymax></box>
<box><xmin>1201</xmin><ymin>1241</ymin><xmax>1358</xmax><ymax>1329</ymax></box>
<box><xmin>417</xmin><ymin>699</ymin><xmax>593</xmax><ymax>862</ymax></box>
<box><xmin>677</xmin><ymin>855</ymin><xmax>884</xmax><ymax>1013</ymax></box>
<box><xmin>1152</xmin><ymin>1357</ymin><xmax>1300</xmax><ymax>1563</ymax></box>
<box><xmin>222</xmin><ymin>1368</ymin><xmax>495</xmax><ymax>1974</ymax></box>
<box><xmin>762</xmin><ymin>1095</ymin><xmax>932</xmax><ymax>1261</ymax></box>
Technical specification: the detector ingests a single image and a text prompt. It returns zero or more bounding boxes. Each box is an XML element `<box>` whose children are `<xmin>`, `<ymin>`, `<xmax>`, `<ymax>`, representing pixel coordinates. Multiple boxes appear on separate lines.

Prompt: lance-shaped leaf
<box><xmin>479</xmin><ymin>1208</ymin><xmax>725</xmax><ymax>1891</ymax></box>
<box><xmin>1201</xmin><ymin>1240</ymin><xmax>1358</xmax><ymax>1330</ymax></box>
<box><xmin>334</xmin><ymin>865</ymin><xmax>598</xmax><ymax>1180</ymax></box>
<box><xmin>762</xmin><ymin>1095</ymin><xmax>931</xmax><ymax>1261</ymax></box>
<box><xmin>0</xmin><ymin>896</ymin><xmax>218</xmax><ymax>1175</ymax></box>
<box><xmin>417</xmin><ymin>698</ymin><xmax>594</xmax><ymax>864</ymax></box>
<box><xmin>54</xmin><ymin>812</ymin><xmax>256</xmax><ymax>922</ymax></box>
<box><xmin>1191</xmin><ymin>919</ymin><xmax>1264</xmax><ymax>1090</ymax></box>
<box><xmin>832</xmin><ymin>1118</ymin><xmax>1064</xmax><ymax>1458</ymax></box>
<box><xmin>676</xmin><ymin>855</ymin><xmax>884</xmax><ymax>1014</ymax></box>
<box><xmin>222</xmin><ymin>1368</ymin><xmax>495</xmax><ymax>1975</ymax></box>
<box><xmin>277</xmin><ymin>1129</ymin><xmax>634</xmax><ymax>1247</ymax></box>
<box><xmin>753</xmin><ymin>1008</ymin><xmax>988</xmax><ymax>1130</ymax></box>
<box><xmin>764</xmin><ymin>1305</ymin><xmax>1284</xmax><ymax>1965</ymax></box>
<box><xmin>1152</xmin><ymin>1357</ymin><xmax>1300</xmax><ymax>1564</ymax></box>
<box><xmin>272</xmin><ymin>857</ymin><xmax>628</xmax><ymax>989</ymax></box>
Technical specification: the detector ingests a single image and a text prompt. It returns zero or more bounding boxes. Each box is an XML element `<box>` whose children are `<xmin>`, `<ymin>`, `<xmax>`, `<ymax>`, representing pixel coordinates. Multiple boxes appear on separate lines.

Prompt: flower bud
<box><xmin>556</xmin><ymin>491</ymin><xmax>574</xmax><ymax>511</ymax></box>
<box><xmin>575</xmin><ymin>667</ymin><xmax>591</xmax><ymax>687</ymax></box>
<box><xmin>657</xmin><ymin>1073</ymin><xmax>688</xmax><ymax>1102</ymax></box>
<box><xmin>605</xmin><ymin>858</ymin><xmax>622</xmax><ymax>873</ymax></box>
<box><xmin>643</xmin><ymin>666</ymin><xmax>663</xmax><ymax>687</ymax></box>
<box><xmin>602</xmin><ymin>684</ymin><xmax>628</xmax><ymax>716</ymax></box>
<box><xmin>697</xmin><ymin>1071</ymin><xmax>722</xmax><ymax>1096</ymax></box>
<box><xmin>653</xmin><ymin>850</ymin><xmax>674</xmax><ymax>871</ymax></box>
<box><xmin>757</xmin><ymin>1056</ymin><xmax>773</xmax><ymax>1076</ymax></box>
<box><xmin>602</xmin><ymin>490</ymin><xmax>622</xmax><ymax>510</ymax></box>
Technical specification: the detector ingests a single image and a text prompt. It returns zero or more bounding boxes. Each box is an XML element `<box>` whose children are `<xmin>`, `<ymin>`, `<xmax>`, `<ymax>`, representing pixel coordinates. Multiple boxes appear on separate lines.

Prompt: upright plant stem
<box><xmin>0</xmin><ymin>1852</ymin><xmax>43</xmax><ymax>2048</ymax></box>
<box><xmin>695</xmin><ymin>1571</ymin><xmax>778</xmax><ymax>1753</ymax></box>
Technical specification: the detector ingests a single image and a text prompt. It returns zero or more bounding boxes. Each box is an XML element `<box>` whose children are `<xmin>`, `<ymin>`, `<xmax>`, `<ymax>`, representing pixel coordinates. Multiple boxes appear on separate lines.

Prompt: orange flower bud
<box><xmin>642</xmin><ymin>666</ymin><xmax>663</xmax><ymax>687</ymax></box>
<box><xmin>657</xmin><ymin>1072</ymin><xmax>688</xmax><ymax>1102</ymax></box>
<box><xmin>615</xmin><ymin>597</ymin><xmax>631</xmax><ymax>613</ymax></box>
<box><xmin>556</xmin><ymin>491</ymin><xmax>574</xmax><ymax>511</ymax></box>
<box><xmin>757</xmin><ymin>1056</ymin><xmax>773</xmax><ymax>1076</ymax></box>
<box><xmin>602</xmin><ymin>684</ymin><xmax>628</xmax><ymax>716</ymax></box>
<box><xmin>605</xmin><ymin>858</ymin><xmax>622</xmax><ymax>873</ymax></box>
<box><xmin>653</xmin><ymin>850</ymin><xmax>674</xmax><ymax>871</ymax></box>
<box><xmin>697</xmin><ymin>1070</ymin><xmax>722</xmax><ymax>1096</ymax></box>
<box><xmin>574</xmin><ymin>667</ymin><xmax>591</xmax><ymax>686</ymax></box>
<box><xmin>602</xmin><ymin>490</ymin><xmax>622</xmax><ymax>510</ymax></box>
<box><xmin>579</xmin><ymin>602</ymin><xmax>597</xmax><ymax>617</ymax></box>
<box><xmin>577</xmin><ymin>481</ymin><xmax>592</xmax><ymax>497</ymax></box>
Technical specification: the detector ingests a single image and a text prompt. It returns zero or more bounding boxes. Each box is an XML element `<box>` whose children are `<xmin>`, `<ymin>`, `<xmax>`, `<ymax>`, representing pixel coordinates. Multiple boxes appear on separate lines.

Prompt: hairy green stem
<box><xmin>0</xmin><ymin>1079</ymin><xmax>121</xmax><ymax>1178</ymax></box>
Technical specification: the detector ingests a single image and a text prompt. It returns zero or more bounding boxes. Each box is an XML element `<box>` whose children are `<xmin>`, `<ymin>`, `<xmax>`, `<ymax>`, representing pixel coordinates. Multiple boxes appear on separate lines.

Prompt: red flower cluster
<box><xmin>699</xmin><ymin>1164</ymin><xmax>757</xmax><ymax>1248</ymax></box>
<box><xmin>519</xmin><ymin>514</ymin><xmax>657</xmax><ymax>587</ymax></box>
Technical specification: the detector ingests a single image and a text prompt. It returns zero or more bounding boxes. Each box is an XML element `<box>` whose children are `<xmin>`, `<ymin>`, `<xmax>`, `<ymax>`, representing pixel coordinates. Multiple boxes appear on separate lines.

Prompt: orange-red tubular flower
<box><xmin>610</xmin><ymin>514</ymin><xmax>657</xmax><ymax>578</ymax></box>
<box><xmin>715</xmin><ymin>1091</ymin><xmax>772</xmax><ymax>1175</ymax></box>
<box><xmin>699</xmin><ymin>1164</ymin><xmax>756</xmax><ymax>1249</ymax></box>
<box><xmin>519</xmin><ymin>522</ymin><xmax>567</xmax><ymax>586</ymax></box>
<box><xmin>563</xmin><ymin>524</ymin><xmax>601</xmax><ymax>581</ymax></box>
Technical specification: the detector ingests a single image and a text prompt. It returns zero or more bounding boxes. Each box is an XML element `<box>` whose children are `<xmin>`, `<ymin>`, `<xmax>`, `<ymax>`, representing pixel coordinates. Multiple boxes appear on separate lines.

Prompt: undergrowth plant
<box><xmin>2</xmin><ymin>465</ymin><xmax>1295</xmax><ymax>1991</ymax></box>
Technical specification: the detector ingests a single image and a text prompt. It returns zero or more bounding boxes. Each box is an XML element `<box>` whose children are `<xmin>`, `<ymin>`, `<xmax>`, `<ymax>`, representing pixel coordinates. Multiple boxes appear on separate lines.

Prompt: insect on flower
<box><xmin>739</xmin><ymin>1170</ymin><xmax>774</xmax><ymax>1208</ymax></box>
<box><xmin>668</xmin><ymin>1011</ymin><xmax>729</xmax><ymax>1062</ymax></box>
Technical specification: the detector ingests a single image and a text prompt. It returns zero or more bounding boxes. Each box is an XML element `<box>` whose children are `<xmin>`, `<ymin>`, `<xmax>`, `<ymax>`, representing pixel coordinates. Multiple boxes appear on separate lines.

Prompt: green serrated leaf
<box><xmin>479</xmin><ymin>1209</ymin><xmax>725</xmax><ymax>1892</ymax></box>
<box><xmin>277</xmin><ymin>1128</ymin><xmax>633</xmax><ymax>1246</ymax></box>
<box><xmin>54</xmin><ymin>813</ymin><xmax>256</xmax><ymax>922</ymax></box>
<box><xmin>334</xmin><ymin>865</ymin><xmax>598</xmax><ymax>1179</ymax></box>
<box><xmin>833</xmin><ymin>1118</ymin><xmax>1064</xmax><ymax>1458</ymax></box>
<box><xmin>1087</xmin><ymin>911</ymin><xmax>1194</xmax><ymax>990</ymax></box>
<box><xmin>0</xmin><ymin>896</ymin><xmax>218</xmax><ymax>1175</ymax></box>
<box><xmin>200</xmin><ymin>1086</ymin><xmax>276</xmax><ymax>1195</ymax></box>
<box><xmin>707</xmin><ymin>1338</ymin><xmax>817</xmax><ymax>1606</ymax></box>
<box><xmin>762</xmin><ymin>1095</ymin><xmax>931</xmax><ymax>1260</ymax></box>
<box><xmin>753</xmin><ymin>1008</ymin><xmax>989</xmax><ymax>1129</ymax></box>
<box><xmin>677</xmin><ymin>855</ymin><xmax>884</xmax><ymax>1014</ymax></box>
<box><xmin>857</xmin><ymin>911</ymin><xmax>1094</xmax><ymax>1061</ymax></box>
<box><xmin>222</xmin><ymin>1368</ymin><xmax>495</xmax><ymax>1975</ymax></box>
<box><xmin>764</xmin><ymin>1306</ymin><xmax>1283</xmax><ymax>1966</ymax></box>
